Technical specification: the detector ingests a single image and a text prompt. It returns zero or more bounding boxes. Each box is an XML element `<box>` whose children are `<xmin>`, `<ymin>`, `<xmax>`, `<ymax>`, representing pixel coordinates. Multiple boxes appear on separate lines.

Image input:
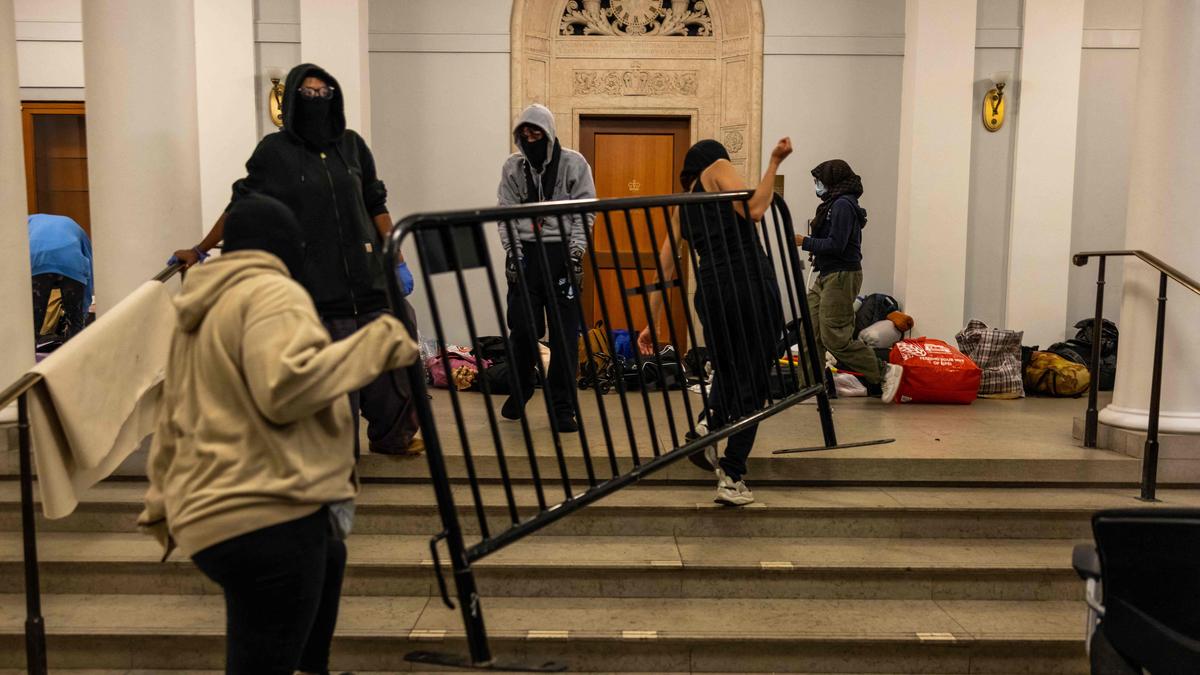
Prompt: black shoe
<box><xmin>552</xmin><ymin>414</ymin><xmax>579</xmax><ymax>433</ymax></box>
<box><xmin>501</xmin><ymin>394</ymin><xmax>526</xmax><ymax>420</ymax></box>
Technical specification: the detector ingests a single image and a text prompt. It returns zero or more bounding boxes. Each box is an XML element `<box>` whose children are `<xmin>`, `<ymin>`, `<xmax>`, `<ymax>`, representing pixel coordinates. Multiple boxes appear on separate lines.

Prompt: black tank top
<box><xmin>680</xmin><ymin>182</ymin><xmax>771</xmax><ymax>285</ymax></box>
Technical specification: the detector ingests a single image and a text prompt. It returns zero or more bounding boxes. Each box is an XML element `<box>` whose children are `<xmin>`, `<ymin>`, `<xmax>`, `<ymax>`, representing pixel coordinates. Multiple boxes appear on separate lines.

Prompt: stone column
<box><xmin>300</xmin><ymin>0</ymin><xmax>370</xmax><ymax>142</ymax></box>
<box><xmin>893</xmin><ymin>0</ymin><xmax>976</xmax><ymax>340</ymax></box>
<box><xmin>193</xmin><ymin>0</ymin><xmax>258</xmax><ymax>230</ymax></box>
<box><xmin>1004</xmin><ymin>0</ymin><xmax>1084</xmax><ymax>347</ymax></box>
<box><xmin>0</xmin><ymin>0</ymin><xmax>33</xmax><ymax>386</ymax></box>
<box><xmin>83</xmin><ymin>0</ymin><xmax>203</xmax><ymax>312</ymax></box>
<box><xmin>1099</xmin><ymin>0</ymin><xmax>1200</xmax><ymax>436</ymax></box>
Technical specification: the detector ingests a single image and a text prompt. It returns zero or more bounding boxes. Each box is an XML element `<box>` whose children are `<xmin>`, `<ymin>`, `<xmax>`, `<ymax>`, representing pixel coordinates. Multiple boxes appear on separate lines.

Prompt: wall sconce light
<box><xmin>268</xmin><ymin>76</ymin><xmax>285</xmax><ymax>128</ymax></box>
<box><xmin>983</xmin><ymin>71</ymin><xmax>1011</xmax><ymax>132</ymax></box>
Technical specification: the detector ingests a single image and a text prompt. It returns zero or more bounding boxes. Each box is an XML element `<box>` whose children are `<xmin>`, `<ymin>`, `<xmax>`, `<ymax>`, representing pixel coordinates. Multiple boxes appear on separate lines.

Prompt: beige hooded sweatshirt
<box><xmin>138</xmin><ymin>251</ymin><xmax>418</xmax><ymax>556</ymax></box>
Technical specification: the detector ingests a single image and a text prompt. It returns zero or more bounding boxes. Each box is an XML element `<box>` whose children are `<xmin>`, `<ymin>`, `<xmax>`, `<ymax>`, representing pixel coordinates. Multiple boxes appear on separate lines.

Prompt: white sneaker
<box><xmin>880</xmin><ymin>363</ymin><xmax>904</xmax><ymax>404</ymax></box>
<box><xmin>715</xmin><ymin>474</ymin><xmax>755</xmax><ymax>506</ymax></box>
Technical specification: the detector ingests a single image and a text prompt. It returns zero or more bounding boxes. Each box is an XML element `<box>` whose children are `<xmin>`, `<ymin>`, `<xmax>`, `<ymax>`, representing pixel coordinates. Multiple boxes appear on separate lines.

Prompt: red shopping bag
<box><xmin>889</xmin><ymin>338</ymin><xmax>982</xmax><ymax>404</ymax></box>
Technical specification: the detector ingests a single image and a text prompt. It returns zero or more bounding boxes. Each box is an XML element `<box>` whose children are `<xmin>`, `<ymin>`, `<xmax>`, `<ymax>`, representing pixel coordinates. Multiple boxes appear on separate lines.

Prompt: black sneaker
<box><xmin>552</xmin><ymin>414</ymin><xmax>579</xmax><ymax>433</ymax></box>
<box><xmin>501</xmin><ymin>394</ymin><xmax>526</xmax><ymax>420</ymax></box>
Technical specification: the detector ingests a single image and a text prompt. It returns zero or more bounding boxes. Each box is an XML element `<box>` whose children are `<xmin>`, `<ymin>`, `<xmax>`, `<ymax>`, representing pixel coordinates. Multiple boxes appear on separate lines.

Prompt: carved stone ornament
<box><xmin>722</xmin><ymin>129</ymin><xmax>744</xmax><ymax>154</ymax></box>
<box><xmin>574</xmin><ymin>64</ymin><xmax>699</xmax><ymax>96</ymax></box>
<box><xmin>561</xmin><ymin>0</ymin><xmax>713</xmax><ymax>37</ymax></box>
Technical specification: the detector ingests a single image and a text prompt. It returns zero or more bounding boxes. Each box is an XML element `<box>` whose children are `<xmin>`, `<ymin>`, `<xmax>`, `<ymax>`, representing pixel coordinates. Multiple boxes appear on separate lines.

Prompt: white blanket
<box><xmin>29</xmin><ymin>281</ymin><xmax>175</xmax><ymax>519</ymax></box>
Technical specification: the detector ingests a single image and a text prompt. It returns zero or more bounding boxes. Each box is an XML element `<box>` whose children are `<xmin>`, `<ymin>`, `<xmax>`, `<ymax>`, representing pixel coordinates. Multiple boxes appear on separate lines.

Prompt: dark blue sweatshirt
<box><xmin>801</xmin><ymin>195</ymin><xmax>867</xmax><ymax>276</ymax></box>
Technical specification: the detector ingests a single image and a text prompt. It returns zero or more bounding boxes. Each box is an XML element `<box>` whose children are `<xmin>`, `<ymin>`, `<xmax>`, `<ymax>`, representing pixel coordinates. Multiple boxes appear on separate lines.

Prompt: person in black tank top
<box><xmin>638</xmin><ymin>138</ymin><xmax>793</xmax><ymax>506</ymax></box>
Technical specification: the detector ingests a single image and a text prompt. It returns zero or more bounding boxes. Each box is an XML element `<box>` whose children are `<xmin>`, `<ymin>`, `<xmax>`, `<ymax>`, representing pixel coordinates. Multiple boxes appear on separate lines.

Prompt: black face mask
<box><xmin>521</xmin><ymin>136</ymin><xmax>550</xmax><ymax>169</ymax></box>
<box><xmin>294</xmin><ymin>98</ymin><xmax>334</xmax><ymax>146</ymax></box>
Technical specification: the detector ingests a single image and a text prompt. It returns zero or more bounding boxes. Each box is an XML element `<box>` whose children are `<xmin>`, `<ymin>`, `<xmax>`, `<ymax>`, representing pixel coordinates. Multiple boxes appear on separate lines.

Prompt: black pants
<box><xmin>192</xmin><ymin>509</ymin><xmax>347</xmax><ymax>675</ymax></box>
<box><xmin>506</xmin><ymin>242</ymin><xmax>580</xmax><ymax>417</ymax></box>
<box><xmin>322</xmin><ymin>300</ymin><xmax>420</xmax><ymax>456</ymax></box>
<box><xmin>31</xmin><ymin>273</ymin><xmax>87</xmax><ymax>340</ymax></box>
<box><xmin>697</xmin><ymin>271</ymin><xmax>783</xmax><ymax>482</ymax></box>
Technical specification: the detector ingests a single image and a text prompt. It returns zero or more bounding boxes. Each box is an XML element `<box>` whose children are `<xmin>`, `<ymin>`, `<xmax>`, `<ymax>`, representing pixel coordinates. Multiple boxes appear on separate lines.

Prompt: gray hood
<box><xmin>513</xmin><ymin>104</ymin><xmax>557</xmax><ymax>172</ymax></box>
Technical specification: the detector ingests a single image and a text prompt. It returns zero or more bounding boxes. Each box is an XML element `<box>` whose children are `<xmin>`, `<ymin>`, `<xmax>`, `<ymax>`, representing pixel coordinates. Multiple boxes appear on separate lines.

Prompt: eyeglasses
<box><xmin>518</xmin><ymin>126</ymin><xmax>545</xmax><ymax>141</ymax></box>
<box><xmin>297</xmin><ymin>86</ymin><xmax>336</xmax><ymax>100</ymax></box>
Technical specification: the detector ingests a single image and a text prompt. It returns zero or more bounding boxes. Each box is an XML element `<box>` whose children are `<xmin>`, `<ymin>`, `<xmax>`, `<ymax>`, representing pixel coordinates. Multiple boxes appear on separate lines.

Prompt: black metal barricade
<box><xmin>384</xmin><ymin>190</ymin><xmax>837</xmax><ymax>670</ymax></box>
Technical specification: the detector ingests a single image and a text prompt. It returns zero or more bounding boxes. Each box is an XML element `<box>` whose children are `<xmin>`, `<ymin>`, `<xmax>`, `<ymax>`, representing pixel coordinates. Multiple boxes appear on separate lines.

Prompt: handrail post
<box><xmin>1139</xmin><ymin>271</ymin><xmax>1168</xmax><ymax>502</ymax></box>
<box><xmin>18</xmin><ymin>393</ymin><xmax>48</xmax><ymax>675</ymax></box>
<box><xmin>1084</xmin><ymin>256</ymin><xmax>1106</xmax><ymax>448</ymax></box>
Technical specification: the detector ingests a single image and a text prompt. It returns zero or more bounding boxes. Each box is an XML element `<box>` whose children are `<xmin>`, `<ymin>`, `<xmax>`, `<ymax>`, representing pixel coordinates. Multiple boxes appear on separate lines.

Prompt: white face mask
<box><xmin>814</xmin><ymin>179</ymin><xmax>827</xmax><ymax>198</ymax></box>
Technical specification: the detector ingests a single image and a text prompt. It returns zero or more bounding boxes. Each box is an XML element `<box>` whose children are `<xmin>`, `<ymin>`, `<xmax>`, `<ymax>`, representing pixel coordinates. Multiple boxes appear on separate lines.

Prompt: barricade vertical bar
<box><xmin>706</xmin><ymin>198</ymin><xmax>765</xmax><ymax>421</ymax></box>
<box><xmin>580</xmin><ymin>210</ymin><xmax>642</xmax><ymax>469</ymax></box>
<box><xmin>729</xmin><ymin>197</ymin><xmax>779</xmax><ymax>407</ymax></box>
<box><xmin>573</xmin><ymin>287</ymin><xmax>620</xmax><ymax>478</ymax></box>
<box><xmin>640</xmin><ymin>206</ymin><xmax>697</xmax><ymax>429</ymax></box>
<box><xmin>1139</xmin><ymin>272</ymin><xmax>1168</xmax><ymax>502</ymax></box>
<box><xmin>498</xmin><ymin>219</ymin><xmax>549</xmax><ymax>510</ymax></box>
<box><xmin>449</xmin><ymin>227</ymin><xmax>519</xmax><ymax>524</ymax></box>
<box><xmin>756</xmin><ymin>206</ymin><xmax>796</xmax><ymax>391</ymax></box>
<box><xmin>767</xmin><ymin>200</ymin><xmax>805</xmax><ymax>387</ymax></box>
<box><xmin>509</xmin><ymin>220</ymin><xmax>574</xmax><ymax>500</ymax></box>
<box><xmin>657</xmin><ymin>205</ymin><xmax>710</xmax><ymax>413</ymax></box>
<box><xmin>525</xmin><ymin>220</ymin><xmax>582</xmax><ymax>495</ymax></box>
<box><xmin>548</xmin><ymin>214</ymin><xmax>597</xmax><ymax>488</ymax></box>
<box><xmin>1084</xmin><ymin>256</ymin><xmax>1106</xmax><ymax>448</ymax></box>
<box><xmin>624</xmin><ymin>207</ymin><xmax>681</xmax><ymax>449</ymax></box>
<box><xmin>658</xmin><ymin>205</ymin><xmax>710</xmax><ymax>423</ymax></box>
<box><xmin>385</xmin><ymin>223</ymin><xmax>493</xmax><ymax>666</ymax></box>
<box><xmin>778</xmin><ymin>199</ymin><xmax>838</xmax><ymax>446</ymax></box>
<box><xmin>601</xmin><ymin>209</ymin><xmax>664</xmax><ymax>457</ymax></box>
<box><xmin>18</xmin><ymin>393</ymin><xmax>48</xmax><ymax>675</ymax></box>
<box><xmin>412</xmin><ymin>233</ymin><xmax>491</xmax><ymax>539</ymax></box>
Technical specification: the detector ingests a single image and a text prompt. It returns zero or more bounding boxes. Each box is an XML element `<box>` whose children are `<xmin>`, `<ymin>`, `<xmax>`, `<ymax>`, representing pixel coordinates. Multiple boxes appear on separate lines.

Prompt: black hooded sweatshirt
<box><xmin>227</xmin><ymin>64</ymin><xmax>389</xmax><ymax>318</ymax></box>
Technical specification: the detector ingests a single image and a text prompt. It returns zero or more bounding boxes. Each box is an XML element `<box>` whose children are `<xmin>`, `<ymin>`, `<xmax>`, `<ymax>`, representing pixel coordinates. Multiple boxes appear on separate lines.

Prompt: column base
<box><xmin>1074</xmin><ymin>417</ymin><xmax>1200</xmax><ymax>484</ymax></box>
<box><xmin>1098</xmin><ymin>404</ymin><xmax>1200</xmax><ymax>434</ymax></box>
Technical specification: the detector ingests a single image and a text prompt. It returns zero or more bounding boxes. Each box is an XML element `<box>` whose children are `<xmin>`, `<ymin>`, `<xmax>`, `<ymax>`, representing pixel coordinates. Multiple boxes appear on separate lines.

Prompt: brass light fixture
<box><xmin>983</xmin><ymin>71</ymin><xmax>1011</xmax><ymax>132</ymax></box>
<box><xmin>268</xmin><ymin>76</ymin><xmax>285</xmax><ymax>128</ymax></box>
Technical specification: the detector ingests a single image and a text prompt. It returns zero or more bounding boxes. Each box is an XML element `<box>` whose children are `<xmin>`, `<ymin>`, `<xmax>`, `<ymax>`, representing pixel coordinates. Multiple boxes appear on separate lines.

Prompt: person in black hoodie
<box><xmin>171</xmin><ymin>63</ymin><xmax>422</xmax><ymax>456</ymax></box>
<box><xmin>796</xmin><ymin>159</ymin><xmax>903</xmax><ymax>403</ymax></box>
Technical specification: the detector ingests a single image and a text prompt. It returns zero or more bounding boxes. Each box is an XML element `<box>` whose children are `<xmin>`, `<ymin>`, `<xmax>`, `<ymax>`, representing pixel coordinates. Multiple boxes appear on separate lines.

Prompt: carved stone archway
<box><xmin>511</xmin><ymin>0</ymin><xmax>764</xmax><ymax>179</ymax></box>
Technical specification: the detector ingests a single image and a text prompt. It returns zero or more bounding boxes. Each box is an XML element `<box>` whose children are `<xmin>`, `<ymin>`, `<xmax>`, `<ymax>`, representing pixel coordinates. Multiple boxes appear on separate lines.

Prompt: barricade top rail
<box><xmin>385</xmin><ymin>189</ymin><xmax>757</xmax><ymax>239</ymax></box>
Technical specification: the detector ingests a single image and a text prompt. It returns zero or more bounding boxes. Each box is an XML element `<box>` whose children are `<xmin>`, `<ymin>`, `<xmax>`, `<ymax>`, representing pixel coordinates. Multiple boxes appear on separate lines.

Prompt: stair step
<box><xmin>4</xmin><ymin>482</ymin><xmax>1197</xmax><ymax>539</ymax></box>
<box><xmin>0</xmin><ymin>531</ymin><xmax>1085</xmax><ymax>601</ymax></box>
<box><xmin>0</xmin><ymin>593</ymin><xmax>1087</xmax><ymax>672</ymax></box>
<box><xmin>1</xmin><ymin>394</ymin><xmax>1146</xmax><ymax>486</ymax></box>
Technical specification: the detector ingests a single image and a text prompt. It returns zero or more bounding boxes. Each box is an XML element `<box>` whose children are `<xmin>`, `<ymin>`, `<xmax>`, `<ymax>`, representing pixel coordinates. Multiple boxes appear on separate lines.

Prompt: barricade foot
<box><xmin>406</xmin><ymin>650</ymin><xmax>567</xmax><ymax>672</ymax></box>
<box><xmin>772</xmin><ymin>438</ymin><xmax>896</xmax><ymax>455</ymax></box>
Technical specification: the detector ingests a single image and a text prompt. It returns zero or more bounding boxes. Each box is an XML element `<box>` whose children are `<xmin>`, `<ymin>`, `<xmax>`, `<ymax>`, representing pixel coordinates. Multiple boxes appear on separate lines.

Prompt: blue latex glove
<box><xmin>396</xmin><ymin>261</ymin><xmax>415</xmax><ymax>296</ymax></box>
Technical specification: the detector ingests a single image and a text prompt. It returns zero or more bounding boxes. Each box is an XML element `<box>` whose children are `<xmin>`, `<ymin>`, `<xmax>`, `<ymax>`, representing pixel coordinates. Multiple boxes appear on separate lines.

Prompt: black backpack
<box><xmin>855</xmin><ymin>293</ymin><xmax>901</xmax><ymax>337</ymax></box>
<box><xmin>1064</xmin><ymin>318</ymin><xmax>1119</xmax><ymax>391</ymax></box>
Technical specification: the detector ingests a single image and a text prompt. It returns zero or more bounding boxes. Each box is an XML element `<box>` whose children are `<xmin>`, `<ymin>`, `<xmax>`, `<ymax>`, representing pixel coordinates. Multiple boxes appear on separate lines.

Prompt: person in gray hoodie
<box><xmin>496</xmin><ymin>104</ymin><xmax>596</xmax><ymax>431</ymax></box>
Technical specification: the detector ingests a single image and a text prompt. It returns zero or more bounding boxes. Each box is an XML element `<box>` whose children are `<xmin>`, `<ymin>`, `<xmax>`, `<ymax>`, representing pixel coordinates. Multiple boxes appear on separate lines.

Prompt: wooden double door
<box><xmin>578</xmin><ymin>116</ymin><xmax>690</xmax><ymax>350</ymax></box>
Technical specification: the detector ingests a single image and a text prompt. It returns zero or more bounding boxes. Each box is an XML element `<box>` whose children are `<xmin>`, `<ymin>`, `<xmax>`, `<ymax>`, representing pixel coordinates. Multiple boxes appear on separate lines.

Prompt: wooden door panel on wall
<box><xmin>22</xmin><ymin>102</ymin><xmax>91</xmax><ymax>236</ymax></box>
<box><xmin>579</xmin><ymin>116</ymin><xmax>690</xmax><ymax>350</ymax></box>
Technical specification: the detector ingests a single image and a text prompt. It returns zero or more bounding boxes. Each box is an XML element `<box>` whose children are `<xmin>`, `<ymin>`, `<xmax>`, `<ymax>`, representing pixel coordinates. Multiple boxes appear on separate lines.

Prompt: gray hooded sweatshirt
<box><xmin>497</xmin><ymin>104</ymin><xmax>596</xmax><ymax>255</ymax></box>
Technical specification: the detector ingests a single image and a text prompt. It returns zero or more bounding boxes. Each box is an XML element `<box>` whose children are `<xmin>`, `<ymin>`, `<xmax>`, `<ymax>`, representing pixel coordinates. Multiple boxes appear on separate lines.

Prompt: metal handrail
<box><xmin>2</xmin><ymin>260</ymin><xmax>185</xmax><ymax>675</ymax></box>
<box><xmin>1074</xmin><ymin>250</ymin><xmax>1200</xmax><ymax>297</ymax></box>
<box><xmin>1073</xmin><ymin>250</ymin><xmax>1198</xmax><ymax>501</ymax></box>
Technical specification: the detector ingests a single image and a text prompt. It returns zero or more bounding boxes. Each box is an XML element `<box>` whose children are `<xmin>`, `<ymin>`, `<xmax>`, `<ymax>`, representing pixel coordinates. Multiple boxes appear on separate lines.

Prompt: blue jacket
<box><xmin>28</xmin><ymin>214</ymin><xmax>93</xmax><ymax>304</ymax></box>
<box><xmin>801</xmin><ymin>195</ymin><xmax>867</xmax><ymax>276</ymax></box>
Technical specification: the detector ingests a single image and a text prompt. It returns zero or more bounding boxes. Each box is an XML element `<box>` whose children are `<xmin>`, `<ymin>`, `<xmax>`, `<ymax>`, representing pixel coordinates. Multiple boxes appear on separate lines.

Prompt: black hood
<box><xmin>281</xmin><ymin>63</ymin><xmax>347</xmax><ymax>144</ymax></box>
<box><xmin>680</xmin><ymin>139</ymin><xmax>730</xmax><ymax>190</ymax></box>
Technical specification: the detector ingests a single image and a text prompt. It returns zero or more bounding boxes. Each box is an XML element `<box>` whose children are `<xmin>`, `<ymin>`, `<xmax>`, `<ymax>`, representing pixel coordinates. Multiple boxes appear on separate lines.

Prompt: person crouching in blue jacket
<box><xmin>28</xmin><ymin>214</ymin><xmax>93</xmax><ymax>342</ymax></box>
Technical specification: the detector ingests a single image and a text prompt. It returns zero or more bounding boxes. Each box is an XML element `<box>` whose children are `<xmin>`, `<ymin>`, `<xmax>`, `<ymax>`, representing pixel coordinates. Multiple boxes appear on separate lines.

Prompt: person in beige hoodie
<box><xmin>139</xmin><ymin>194</ymin><xmax>418</xmax><ymax>675</ymax></box>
